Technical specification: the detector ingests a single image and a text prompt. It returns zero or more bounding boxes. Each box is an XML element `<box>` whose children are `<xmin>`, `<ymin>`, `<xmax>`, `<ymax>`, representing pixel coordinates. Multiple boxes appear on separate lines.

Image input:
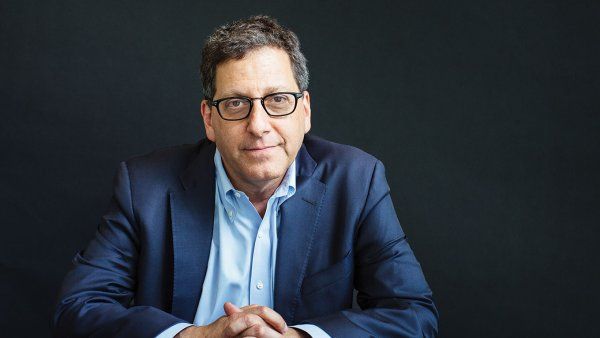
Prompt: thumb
<box><xmin>223</xmin><ymin>302</ymin><xmax>243</xmax><ymax>316</ymax></box>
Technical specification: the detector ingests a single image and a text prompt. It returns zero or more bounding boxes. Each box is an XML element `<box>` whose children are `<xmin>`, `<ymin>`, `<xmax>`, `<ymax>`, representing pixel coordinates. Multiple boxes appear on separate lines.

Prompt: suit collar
<box><xmin>273</xmin><ymin>139</ymin><xmax>325</xmax><ymax>324</ymax></box>
<box><xmin>179</xmin><ymin>139</ymin><xmax>216</xmax><ymax>190</ymax></box>
<box><xmin>171</xmin><ymin>139</ymin><xmax>216</xmax><ymax>321</ymax></box>
<box><xmin>295</xmin><ymin>142</ymin><xmax>317</xmax><ymax>179</ymax></box>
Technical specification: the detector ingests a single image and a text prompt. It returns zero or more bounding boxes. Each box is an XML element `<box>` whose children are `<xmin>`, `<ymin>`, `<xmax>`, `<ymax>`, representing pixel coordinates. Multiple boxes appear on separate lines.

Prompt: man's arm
<box><xmin>52</xmin><ymin>162</ymin><xmax>186</xmax><ymax>337</ymax></box>
<box><xmin>299</xmin><ymin>160</ymin><xmax>439</xmax><ymax>337</ymax></box>
<box><xmin>52</xmin><ymin>162</ymin><xmax>292</xmax><ymax>338</ymax></box>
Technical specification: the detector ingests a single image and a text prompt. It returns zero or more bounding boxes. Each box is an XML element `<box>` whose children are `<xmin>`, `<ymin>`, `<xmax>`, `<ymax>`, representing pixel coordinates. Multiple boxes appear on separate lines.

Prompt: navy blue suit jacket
<box><xmin>53</xmin><ymin>134</ymin><xmax>438</xmax><ymax>337</ymax></box>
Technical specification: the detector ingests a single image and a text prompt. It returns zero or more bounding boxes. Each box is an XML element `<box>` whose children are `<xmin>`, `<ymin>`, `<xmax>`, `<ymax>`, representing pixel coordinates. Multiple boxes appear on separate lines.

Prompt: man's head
<box><xmin>200</xmin><ymin>15</ymin><xmax>309</xmax><ymax>100</ymax></box>
<box><xmin>200</xmin><ymin>16</ymin><xmax>311</xmax><ymax>192</ymax></box>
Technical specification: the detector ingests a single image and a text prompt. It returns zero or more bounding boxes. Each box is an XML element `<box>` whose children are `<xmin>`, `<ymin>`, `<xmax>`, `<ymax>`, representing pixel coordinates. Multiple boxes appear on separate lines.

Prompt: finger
<box><xmin>242</xmin><ymin>306</ymin><xmax>287</xmax><ymax>334</ymax></box>
<box><xmin>236</xmin><ymin>323</ymin><xmax>281</xmax><ymax>338</ymax></box>
<box><xmin>240</xmin><ymin>304</ymin><xmax>260</xmax><ymax>311</ymax></box>
<box><xmin>225</xmin><ymin>313</ymin><xmax>265</xmax><ymax>337</ymax></box>
<box><xmin>224</xmin><ymin>302</ymin><xmax>243</xmax><ymax>316</ymax></box>
<box><xmin>236</xmin><ymin>305</ymin><xmax>287</xmax><ymax>334</ymax></box>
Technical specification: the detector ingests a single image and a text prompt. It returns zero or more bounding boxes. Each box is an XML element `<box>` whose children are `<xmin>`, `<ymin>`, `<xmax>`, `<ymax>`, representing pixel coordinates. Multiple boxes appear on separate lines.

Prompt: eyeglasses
<box><xmin>207</xmin><ymin>92</ymin><xmax>304</xmax><ymax>121</ymax></box>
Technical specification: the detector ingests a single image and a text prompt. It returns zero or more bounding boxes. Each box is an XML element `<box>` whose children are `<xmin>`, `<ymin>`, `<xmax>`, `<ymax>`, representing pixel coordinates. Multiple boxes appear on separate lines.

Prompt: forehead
<box><xmin>214</xmin><ymin>47</ymin><xmax>298</xmax><ymax>97</ymax></box>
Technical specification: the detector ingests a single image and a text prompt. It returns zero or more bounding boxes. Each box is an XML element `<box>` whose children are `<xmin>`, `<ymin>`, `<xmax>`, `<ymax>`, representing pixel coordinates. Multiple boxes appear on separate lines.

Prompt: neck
<box><xmin>224</xmin><ymin>166</ymin><xmax>285</xmax><ymax>218</ymax></box>
<box><xmin>238</xmin><ymin>177</ymin><xmax>283</xmax><ymax>218</ymax></box>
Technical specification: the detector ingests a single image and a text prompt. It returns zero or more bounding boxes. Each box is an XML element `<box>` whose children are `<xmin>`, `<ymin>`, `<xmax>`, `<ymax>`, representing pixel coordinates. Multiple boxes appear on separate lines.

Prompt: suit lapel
<box><xmin>274</xmin><ymin>144</ymin><xmax>326</xmax><ymax>324</ymax></box>
<box><xmin>170</xmin><ymin>140</ymin><xmax>216</xmax><ymax>321</ymax></box>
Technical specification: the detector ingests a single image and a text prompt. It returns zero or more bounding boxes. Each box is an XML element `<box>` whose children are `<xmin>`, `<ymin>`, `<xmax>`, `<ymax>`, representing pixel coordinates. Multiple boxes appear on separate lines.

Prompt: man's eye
<box><xmin>271</xmin><ymin>95</ymin><xmax>289</xmax><ymax>103</ymax></box>
<box><xmin>226</xmin><ymin>99</ymin><xmax>244</xmax><ymax>108</ymax></box>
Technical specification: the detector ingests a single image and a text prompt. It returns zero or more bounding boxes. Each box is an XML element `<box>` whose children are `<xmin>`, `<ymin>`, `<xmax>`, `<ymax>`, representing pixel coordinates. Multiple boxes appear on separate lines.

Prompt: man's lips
<box><xmin>244</xmin><ymin>145</ymin><xmax>277</xmax><ymax>151</ymax></box>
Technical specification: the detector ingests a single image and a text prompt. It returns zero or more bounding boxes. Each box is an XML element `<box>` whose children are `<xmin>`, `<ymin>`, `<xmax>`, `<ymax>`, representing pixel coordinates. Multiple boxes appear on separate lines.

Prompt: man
<box><xmin>52</xmin><ymin>15</ymin><xmax>438</xmax><ymax>337</ymax></box>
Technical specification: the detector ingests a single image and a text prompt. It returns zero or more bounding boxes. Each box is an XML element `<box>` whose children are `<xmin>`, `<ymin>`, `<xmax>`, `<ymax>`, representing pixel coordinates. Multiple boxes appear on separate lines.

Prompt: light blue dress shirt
<box><xmin>157</xmin><ymin>150</ymin><xmax>330</xmax><ymax>337</ymax></box>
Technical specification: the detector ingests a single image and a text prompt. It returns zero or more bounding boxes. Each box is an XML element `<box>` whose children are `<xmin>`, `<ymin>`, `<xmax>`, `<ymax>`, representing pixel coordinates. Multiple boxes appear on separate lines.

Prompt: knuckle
<box><xmin>256</xmin><ymin>306</ymin><xmax>266</xmax><ymax>315</ymax></box>
<box><xmin>224</xmin><ymin>325</ymin><xmax>235</xmax><ymax>337</ymax></box>
<box><xmin>243</xmin><ymin>314</ymin><xmax>256</xmax><ymax>326</ymax></box>
<box><xmin>255</xmin><ymin>326</ymin><xmax>265</xmax><ymax>335</ymax></box>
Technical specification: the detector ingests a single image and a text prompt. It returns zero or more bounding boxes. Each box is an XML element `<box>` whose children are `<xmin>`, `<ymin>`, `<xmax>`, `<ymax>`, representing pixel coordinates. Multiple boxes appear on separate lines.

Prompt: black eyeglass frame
<box><xmin>207</xmin><ymin>92</ymin><xmax>304</xmax><ymax>121</ymax></box>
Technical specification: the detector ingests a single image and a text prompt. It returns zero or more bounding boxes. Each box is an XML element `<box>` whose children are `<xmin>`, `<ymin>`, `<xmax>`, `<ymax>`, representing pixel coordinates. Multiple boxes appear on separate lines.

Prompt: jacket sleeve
<box><xmin>51</xmin><ymin>161</ymin><xmax>187</xmax><ymax>338</ymax></box>
<box><xmin>301</xmin><ymin>160</ymin><xmax>439</xmax><ymax>337</ymax></box>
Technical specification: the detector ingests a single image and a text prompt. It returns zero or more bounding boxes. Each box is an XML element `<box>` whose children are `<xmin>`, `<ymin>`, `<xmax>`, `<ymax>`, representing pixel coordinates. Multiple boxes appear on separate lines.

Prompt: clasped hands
<box><xmin>175</xmin><ymin>302</ymin><xmax>309</xmax><ymax>338</ymax></box>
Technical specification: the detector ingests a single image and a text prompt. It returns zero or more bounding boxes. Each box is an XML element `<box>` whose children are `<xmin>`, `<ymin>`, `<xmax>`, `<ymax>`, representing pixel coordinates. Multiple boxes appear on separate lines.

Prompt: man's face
<box><xmin>200</xmin><ymin>47</ymin><xmax>311</xmax><ymax>190</ymax></box>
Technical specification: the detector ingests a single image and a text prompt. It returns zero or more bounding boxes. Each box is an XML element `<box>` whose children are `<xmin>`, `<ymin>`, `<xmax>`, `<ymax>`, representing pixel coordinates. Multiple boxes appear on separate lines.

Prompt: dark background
<box><xmin>2</xmin><ymin>1</ymin><xmax>599</xmax><ymax>337</ymax></box>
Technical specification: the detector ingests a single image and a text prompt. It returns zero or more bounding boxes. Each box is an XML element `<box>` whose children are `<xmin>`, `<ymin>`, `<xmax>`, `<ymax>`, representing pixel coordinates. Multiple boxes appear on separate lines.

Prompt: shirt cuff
<box><xmin>291</xmin><ymin>324</ymin><xmax>331</xmax><ymax>338</ymax></box>
<box><xmin>155</xmin><ymin>323</ymin><xmax>193</xmax><ymax>338</ymax></box>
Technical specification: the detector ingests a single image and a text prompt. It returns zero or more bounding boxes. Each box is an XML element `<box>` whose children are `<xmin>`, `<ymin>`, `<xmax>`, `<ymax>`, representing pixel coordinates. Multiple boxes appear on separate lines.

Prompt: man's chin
<box><xmin>241</xmin><ymin>166</ymin><xmax>287</xmax><ymax>184</ymax></box>
<box><xmin>247</xmin><ymin>171</ymin><xmax>283</xmax><ymax>183</ymax></box>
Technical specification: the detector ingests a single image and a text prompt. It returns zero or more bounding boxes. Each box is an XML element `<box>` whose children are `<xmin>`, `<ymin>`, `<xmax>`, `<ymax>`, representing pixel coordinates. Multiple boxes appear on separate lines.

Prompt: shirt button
<box><xmin>227</xmin><ymin>210</ymin><xmax>233</xmax><ymax>218</ymax></box>
<box><xmin>256</xmin><ymin>281</ymin><xmax>264</xmax><ymax>290</ymax></box>
<box><xmin>257</xmin><ymin>233</ymin><xmax>263</xmax><ymax>239</ymax></box>
<box><xmin>234</xmin><ymin>192</ymin><xmax>241</xmax><ymax>198</ymax></box>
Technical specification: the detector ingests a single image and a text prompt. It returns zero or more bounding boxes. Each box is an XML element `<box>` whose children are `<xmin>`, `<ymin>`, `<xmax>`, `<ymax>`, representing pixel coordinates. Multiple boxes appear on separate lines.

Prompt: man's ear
<box><xmin>200</xmin><ymin>100</ymin><xmax>216</xmax><ymax>141</ymax></box>
<box><xmin>301</xmin><ymin>90</ymin><xmax>312</xmax><ymax>133</ymax></box>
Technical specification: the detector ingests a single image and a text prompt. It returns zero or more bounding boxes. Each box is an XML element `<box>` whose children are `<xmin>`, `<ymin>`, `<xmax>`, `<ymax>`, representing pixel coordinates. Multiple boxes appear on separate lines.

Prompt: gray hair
<box><xmin>200</xmin><ymin>15</ymin><xmax>309</xmax><ymax>99</ymax></box>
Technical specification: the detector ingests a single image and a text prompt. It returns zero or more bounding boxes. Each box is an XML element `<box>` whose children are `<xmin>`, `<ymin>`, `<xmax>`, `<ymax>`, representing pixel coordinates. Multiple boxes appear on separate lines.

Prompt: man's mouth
<box><xmin>243</xmin><ymin>145</ymin><xmax>279</xmax><ymax>155</ymax></box>
<box><xmin>246</xmin><ymin>146</ymin><xmax>275</xmax><ymax>151</ymax></box>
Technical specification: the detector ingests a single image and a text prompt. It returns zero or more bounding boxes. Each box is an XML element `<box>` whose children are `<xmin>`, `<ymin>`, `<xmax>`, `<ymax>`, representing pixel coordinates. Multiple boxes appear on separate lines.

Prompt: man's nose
<box><xmin>246</xmin><ymin>100</ymin><xmax>271</xmax><ymax>136</ymax></box>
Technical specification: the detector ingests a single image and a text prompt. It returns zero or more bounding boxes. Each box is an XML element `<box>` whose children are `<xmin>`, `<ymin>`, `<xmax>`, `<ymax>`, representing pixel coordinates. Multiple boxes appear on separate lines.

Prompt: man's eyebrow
<box><xmin>218</xmin><ymin>86</ymin><xmax>294</xmax><ymax>98</ymax></box>
<box><xmin>262</xmin><ymin>86</ymin><xmax>288</xmax><ymax>94</ymax></box>
<box><xmin>218</xmin><ymin>90</ymin><xmax>247</xmax><ymax>98</ymax></box>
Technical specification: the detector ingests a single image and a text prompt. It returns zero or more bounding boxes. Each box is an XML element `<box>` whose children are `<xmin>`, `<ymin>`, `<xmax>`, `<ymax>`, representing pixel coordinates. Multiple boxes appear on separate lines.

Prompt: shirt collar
<box><xmin>214</xmin><ymin>149</ymin><xmax>297</xmax><ymax>202</ymax></box>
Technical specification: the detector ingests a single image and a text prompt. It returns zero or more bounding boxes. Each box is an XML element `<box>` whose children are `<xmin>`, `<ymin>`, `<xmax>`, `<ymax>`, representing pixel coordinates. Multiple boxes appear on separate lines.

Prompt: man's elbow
<box><xmin>414</xmin><ymin>300</ymin><xmax>439</xmax><ymax>338</ymax></box>
<box><xmin>50</xmin><ymin>300</ymin><xmax>75</xmax><ymax>338</ymax></box>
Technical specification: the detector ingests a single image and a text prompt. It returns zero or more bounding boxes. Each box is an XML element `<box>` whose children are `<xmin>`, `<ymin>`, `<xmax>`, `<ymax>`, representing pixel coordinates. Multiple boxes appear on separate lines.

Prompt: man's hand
<box><xmin>226</xmin><ymin>303</ymin><xmax>310</xmax><ymax>338</ymax></box>
<box><xmin>227</xmin><ymin>303</ymin><xmax>287</xmax><ymax>334</ymax></box>
<box><xmin>175</xmin><ymin>302</ymin><xmax>309</xmax><ymax>338</ymax></box>
<box><xmin>175</xmin><ymin>312</ymin><xmax>279</xmax><ymax>338</ymax></box>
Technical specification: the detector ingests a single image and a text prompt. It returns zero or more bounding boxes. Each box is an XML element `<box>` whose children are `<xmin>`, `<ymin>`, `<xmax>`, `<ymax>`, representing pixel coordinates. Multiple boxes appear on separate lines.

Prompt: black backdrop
<box><xmin>2</xmin><ymin>1</ymin><xmax>599</xmax><ymax>337</ymax></box>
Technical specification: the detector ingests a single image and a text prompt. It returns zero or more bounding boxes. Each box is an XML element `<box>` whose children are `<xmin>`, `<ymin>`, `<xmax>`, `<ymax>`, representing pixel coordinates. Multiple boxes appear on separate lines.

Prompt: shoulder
<box><xmin>119</xmin><ymin>139</ymin><xmax>211</xmax><ymax>187</ymax></box>
<box><xmin>302</xmin><ymin>134</ymin><xmax>382</xmax><ymax>183</ymax></box>
<box><xmin>303</xmin><ymin>134</ymin><xmax>379</xmax><ymax>168</ymax></box>
<box><xmin>124</xmin><ymin>143</ymin><xmax>196</xmax><ymax>171</ymax></box>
